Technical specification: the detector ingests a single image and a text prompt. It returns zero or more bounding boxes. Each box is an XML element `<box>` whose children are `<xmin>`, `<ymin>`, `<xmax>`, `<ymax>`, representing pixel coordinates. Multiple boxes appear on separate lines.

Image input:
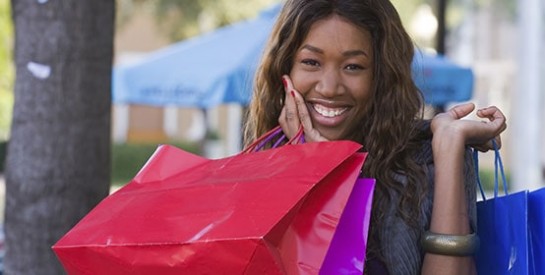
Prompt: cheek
<box><xmin>289</xmin><ymin>71</ymin><xmax>314</xmax><ymax>95</ymax></box>
<box><xmin>349</xmin><ymin>79</ymin><xmax>373</xmax><ymax>102</ymax></box>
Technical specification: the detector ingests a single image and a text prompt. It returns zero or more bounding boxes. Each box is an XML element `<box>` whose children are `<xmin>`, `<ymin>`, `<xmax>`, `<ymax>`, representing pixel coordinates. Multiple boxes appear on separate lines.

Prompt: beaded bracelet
<box><xmin>422</xmin><ymin>231</ymin><xmax>480</xmax><ymax>256</ymax></box>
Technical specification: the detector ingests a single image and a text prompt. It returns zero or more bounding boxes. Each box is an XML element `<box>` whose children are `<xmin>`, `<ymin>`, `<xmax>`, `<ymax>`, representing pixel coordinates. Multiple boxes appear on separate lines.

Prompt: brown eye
<box><xmin>345</xmin><ymin>64</ymin><xmax>364</xmax><ymax>71</ymax></box>
<box><xmin>302</xmin><ymin>59</ymin><xmax>320</xmax><ymax>67</ymax></box>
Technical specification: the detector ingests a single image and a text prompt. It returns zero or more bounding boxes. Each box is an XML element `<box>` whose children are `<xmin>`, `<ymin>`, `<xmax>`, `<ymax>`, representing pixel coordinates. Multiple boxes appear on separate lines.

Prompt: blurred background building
<box><xmin>109</xmin><ymin>0</ymin><xmax>544</xmax><ymax>191</ymax></box>
<box><xmin>0</xmin><ymin>0</ymin><xmax>542</xmax><ymax>190</ymax></box>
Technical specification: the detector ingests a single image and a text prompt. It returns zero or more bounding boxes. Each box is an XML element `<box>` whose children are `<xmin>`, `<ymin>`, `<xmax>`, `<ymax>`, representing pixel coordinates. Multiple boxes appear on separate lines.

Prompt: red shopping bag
<box><xmin>53</xmin><ymin>140</ymin><xmax>367</xmax><ymax>274</ymax></box>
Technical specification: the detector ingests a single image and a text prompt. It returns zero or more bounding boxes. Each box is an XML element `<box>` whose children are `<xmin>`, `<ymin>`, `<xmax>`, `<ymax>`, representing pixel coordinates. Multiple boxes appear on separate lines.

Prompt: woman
<box><xmin>244</xmin><ymin>0</ymin><xmax>506</xmax><ymax>274</ymax></box>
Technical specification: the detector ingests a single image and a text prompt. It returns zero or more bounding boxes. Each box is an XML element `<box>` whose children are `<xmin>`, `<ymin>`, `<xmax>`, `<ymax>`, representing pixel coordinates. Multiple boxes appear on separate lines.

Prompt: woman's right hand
<box><xmin>431</xmin><ymin>103</ymin><xmax>507</xmax><ymax>152</ymax></box>
<box><xmin>278</xmin><ymin>75</ymin><xmax>329</xmax><ymax>143</ymax></box>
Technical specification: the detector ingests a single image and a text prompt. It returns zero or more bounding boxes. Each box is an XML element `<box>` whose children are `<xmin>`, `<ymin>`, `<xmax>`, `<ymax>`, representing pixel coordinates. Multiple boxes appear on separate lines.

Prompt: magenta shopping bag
<box><xmin>249</xmin><ymin>126</ymin><xmax>377</xmax><ymax>273</ymax></box>
<box><xmin>320</xmin><ymin>178</ymin><xmax>376</xmax><ymax>274</ymax></box>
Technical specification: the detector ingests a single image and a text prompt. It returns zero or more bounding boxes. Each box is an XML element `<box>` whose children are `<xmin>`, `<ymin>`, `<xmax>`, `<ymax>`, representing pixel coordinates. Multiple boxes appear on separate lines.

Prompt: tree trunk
<box><xmin>5</xmin><ymin>1</ymin><xmax>114</xmax><ymax>274</ymax></box>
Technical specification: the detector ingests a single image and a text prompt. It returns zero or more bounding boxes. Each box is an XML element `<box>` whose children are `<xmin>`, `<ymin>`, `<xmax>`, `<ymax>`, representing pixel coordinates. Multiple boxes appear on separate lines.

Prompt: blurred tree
<box><xmin>5</xmin><ymin>1</ymin><xmax>114</xmax><ymax>274</ymax></box>
<box><xmin>117</xmin><ymin>0</ymin><xmax>280</xmax><ymax>42</ymax></box>
<box><xmin>0</xmin><ymin>0</ymin><xmax>14</xmax><ymax>140</ymax></box>
<box><xmin>392</xmin><ymin>0</ymin><xmax>430</xmax><ymax>25</ymax></box>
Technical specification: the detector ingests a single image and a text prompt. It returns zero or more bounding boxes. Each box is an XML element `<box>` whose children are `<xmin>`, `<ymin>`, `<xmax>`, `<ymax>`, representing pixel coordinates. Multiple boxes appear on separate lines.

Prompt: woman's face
<box><xmin>289</xmin><ymin>14</ymin><xmax>374</xmax><ymax>141</ymax></box>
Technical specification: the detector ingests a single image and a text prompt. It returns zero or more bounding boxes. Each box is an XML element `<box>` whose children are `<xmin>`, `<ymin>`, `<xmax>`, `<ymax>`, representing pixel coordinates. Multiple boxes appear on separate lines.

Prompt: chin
<box><xmin>318</xmin><ymin>128</ymin><xmax>347</xmax><ymax>141</ymax></box>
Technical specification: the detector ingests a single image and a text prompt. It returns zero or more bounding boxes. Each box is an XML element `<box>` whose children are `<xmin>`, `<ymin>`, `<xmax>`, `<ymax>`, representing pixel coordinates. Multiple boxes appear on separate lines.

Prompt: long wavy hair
<box><xmin>244</xmin><ymin>0</ymin><xmax>426</xmax><ymax>264</ymax></box>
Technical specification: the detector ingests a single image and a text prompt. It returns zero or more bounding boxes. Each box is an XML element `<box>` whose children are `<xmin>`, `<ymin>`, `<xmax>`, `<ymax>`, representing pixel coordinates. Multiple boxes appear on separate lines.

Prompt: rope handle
<box><xmin>473</xmin><ymin>140</ymin><xmax>508</xmax><ymax>201</ymax></box>
<box><xmin>242</xmin><ymin>125</ymin><xmax>304</xmax><ymax>154</ymax></box>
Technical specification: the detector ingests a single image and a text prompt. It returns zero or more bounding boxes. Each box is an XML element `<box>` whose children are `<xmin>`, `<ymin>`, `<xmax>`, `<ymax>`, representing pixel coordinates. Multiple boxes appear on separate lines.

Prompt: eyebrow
<box><xmin>301</xmin><ymin>44</ymin><xmax>369</xmax><ymax>58</ymax></box>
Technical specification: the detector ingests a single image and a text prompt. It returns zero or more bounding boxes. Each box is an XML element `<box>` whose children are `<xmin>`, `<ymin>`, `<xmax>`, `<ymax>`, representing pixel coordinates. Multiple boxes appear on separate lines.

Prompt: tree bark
<box><xmin>5</xmin><ymin>1</ymin><xmax>114</xmax><ymax>274</ymax></box>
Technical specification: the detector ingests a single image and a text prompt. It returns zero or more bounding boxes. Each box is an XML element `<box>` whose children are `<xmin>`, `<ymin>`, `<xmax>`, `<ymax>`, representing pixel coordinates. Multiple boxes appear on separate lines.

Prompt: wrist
<box><xmin>432</xmin><ymin>126</ymin><xmax>465</xmax><ymax>150</ymax></box>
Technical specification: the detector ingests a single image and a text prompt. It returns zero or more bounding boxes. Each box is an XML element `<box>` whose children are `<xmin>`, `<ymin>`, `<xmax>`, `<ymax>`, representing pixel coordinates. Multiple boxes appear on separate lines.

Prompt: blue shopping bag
<box><xmin>474</xmin><ymin>142</ymin><xmax>545</xmax><ymax>275</ymax></box>
<box><xmin>529</xmin><ymin>188</ymin><xmax>545</xmax><ymax>273</ymax></box>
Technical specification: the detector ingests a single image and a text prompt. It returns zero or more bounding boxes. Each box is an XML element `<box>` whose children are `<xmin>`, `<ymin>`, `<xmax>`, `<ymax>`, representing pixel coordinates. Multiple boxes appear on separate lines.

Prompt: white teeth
<box><xmin>313</xmin><ymin>104</ymin><xmax>348</xmax><ymax>117</ymax></box>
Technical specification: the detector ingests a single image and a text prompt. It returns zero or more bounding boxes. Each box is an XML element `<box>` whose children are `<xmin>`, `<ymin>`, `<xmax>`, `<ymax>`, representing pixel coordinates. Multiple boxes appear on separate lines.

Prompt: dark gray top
<box><xmin>377</xmin><ymin>138</ymin><xmax>477</xmax><ymax>274</ymax></box>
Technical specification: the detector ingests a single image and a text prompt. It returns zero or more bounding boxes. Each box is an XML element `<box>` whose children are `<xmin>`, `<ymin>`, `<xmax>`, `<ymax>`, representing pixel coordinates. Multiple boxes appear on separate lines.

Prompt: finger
<box><xmin>478</xmin><ymin>106</ymin><xmax>500</xmax><ymax>122</ymax></box>
<box><xmin>279</xmin><ymin>105</ymin><xmax>301</xmax><ymax>140</ymax></box>
<box><xmin>473</xmin><ymin>145</ymin><xmax>491</xmax><ymax>152</ymax></box>
<box><xmin>477</xmin><ymin>106</ymin><xmax>507</xmax><ymax>134</ymax></box>
<box><xmin>472</xmin><ymin>135</ymin><xmax>502</xmax><ymax>152</ymax></box>
<box><xmin>284</xmin><ymin>75</ymin><xmax>328</xmax><ymax>142</ymax></box>
<box><xmin>279</xmin><ymin>75</ymin><xmax>300</xmax><ymax>138</ymax></box>
<box><xmin>290</xmin><ymin>89</ymin><xmax>311</xmax><ymax>130</ymax></box>
<box><xmin>492</xmin><ymin>135</ymin><xmax>502</xmax><ymax>149</ymax></box>
<box><xmin>477</xmin><ymin>106</ymin><xmax>505</xmax><ymax>123</ymax></box>
<box><xmin>447</xmin><ymin>102</ymin><xmax>475</xmax><ymax>119</ymax></box>
<box><xmin>290</xmin><ymin>89</ymin><xmax>328</xmax><ymax>142</ymax></box>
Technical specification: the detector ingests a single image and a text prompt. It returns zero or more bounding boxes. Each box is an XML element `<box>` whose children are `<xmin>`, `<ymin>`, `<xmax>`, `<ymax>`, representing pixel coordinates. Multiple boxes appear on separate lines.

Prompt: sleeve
<box><xmin>463</xmin><ymin>146</ymin><xmax>478</xmax><ymax>233</ymax></box>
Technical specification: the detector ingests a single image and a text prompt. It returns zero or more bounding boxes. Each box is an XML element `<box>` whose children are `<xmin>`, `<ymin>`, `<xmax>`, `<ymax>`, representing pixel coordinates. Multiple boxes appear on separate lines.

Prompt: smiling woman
<box><xmin>243</xmin><ymin>0</ymin><xmax>507</xmax><ymax>274</ymax></box>
<box><xmin>285</xmin><ymin>14</ymin><xmax>373</xmax><ymax>141</ymax></box>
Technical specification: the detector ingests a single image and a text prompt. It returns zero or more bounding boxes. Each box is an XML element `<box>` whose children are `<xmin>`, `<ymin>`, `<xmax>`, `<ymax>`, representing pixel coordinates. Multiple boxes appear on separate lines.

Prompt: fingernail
<box><xmin>282</xmin><ymin>77</ymin><xmax>287</xmax><ymax>88</ymax></box>
<box><xmin>290</xmin><ymin>90</ymin><xmax>295</xmax><ymax>97</ymax></box>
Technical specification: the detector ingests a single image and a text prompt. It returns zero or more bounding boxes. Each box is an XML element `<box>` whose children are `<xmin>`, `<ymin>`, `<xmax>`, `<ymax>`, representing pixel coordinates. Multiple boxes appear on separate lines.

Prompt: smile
<box><xmin>312</xmin><ymin>104</ymin><xmax>348</xmax><ymax>118</ymax></box>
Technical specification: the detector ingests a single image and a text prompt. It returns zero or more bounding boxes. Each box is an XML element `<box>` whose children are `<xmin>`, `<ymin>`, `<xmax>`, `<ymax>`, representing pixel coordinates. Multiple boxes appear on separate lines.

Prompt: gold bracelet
<box><xmin>422</xmin><ymin>231</ymin><xmax>480</xmax><ymax>256</ymax></box>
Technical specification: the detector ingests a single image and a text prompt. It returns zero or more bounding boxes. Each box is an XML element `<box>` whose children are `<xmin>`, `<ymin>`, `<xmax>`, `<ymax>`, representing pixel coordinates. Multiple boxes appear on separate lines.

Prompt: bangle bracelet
<box><xmin>422</xmin><ymin>231</ymin><xmax>480</xmax><ymax>256</ymax></box>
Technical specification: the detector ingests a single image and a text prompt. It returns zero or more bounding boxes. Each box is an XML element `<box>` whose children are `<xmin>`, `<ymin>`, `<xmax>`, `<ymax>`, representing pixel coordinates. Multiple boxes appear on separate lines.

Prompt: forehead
<box><xmin>302</xmin><ymin>14</ymin><xmax>373</xmax><ymax>53</ymax></box>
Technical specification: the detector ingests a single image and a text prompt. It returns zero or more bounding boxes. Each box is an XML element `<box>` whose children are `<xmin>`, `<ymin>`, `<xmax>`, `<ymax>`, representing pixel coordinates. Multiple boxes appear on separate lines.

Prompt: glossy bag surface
<box><xmin>320</xmin><ymin>178</ymin><xmax>375</xmax><ymax>274</ymax></box>
<box><xmin>476</xmin><ymin>190</ymin><xmax>529</xmax><ymax>275</ymax></box>
<box><xmin>53</xmin><ymin>140</ymin><xmax>367</xmax><ymax>275</ymax></box>
<box><xmin>528</xmin><ymin>188</ymin><xmax>545</xmax><ymax>274</ymax></box>
<box><xmin>474</xmin><ymin>144</ymin><xmax>545</xmax><ymax>275</ymax></box>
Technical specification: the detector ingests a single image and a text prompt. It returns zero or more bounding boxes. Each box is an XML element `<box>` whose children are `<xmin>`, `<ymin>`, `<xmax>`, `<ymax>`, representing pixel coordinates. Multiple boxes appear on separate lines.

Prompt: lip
<box><xmin>306</xmin><ymin>99</ymin><xmax>352</xmax><ymax>127</ymax></box>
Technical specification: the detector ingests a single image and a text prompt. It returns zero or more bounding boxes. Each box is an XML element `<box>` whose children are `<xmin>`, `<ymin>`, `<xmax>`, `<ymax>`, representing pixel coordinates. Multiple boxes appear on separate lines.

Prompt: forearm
<box><xmin>429</xmin><ymin>130</ymin><xmax>470</xmax><ymax>233</ymax></box>
<box><xmin>421</xmin><ymin>129</ymin><xmax>475</xmax><ymax>275</ymax></box>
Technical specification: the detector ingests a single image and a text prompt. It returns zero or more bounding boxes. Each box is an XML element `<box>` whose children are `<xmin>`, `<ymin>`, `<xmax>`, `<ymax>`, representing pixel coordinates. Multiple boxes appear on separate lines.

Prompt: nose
<box><xmin>315</xmin><ymin>68</ymin><xmax>343</xmax><ymax>98</ymax></box>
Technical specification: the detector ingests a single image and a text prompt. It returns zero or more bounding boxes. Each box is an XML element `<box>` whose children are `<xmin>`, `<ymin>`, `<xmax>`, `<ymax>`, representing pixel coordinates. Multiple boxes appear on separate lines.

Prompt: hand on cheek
<box><xmin>278</xmin><ymin>75</ymin><xmax>328</xmax><ymax>142</ymax></box>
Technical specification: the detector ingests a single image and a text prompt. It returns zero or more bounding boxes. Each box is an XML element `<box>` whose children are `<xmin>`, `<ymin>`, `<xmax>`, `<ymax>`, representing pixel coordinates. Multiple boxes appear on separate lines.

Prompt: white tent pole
<box><xmin>112</xmin><ymin>104</ymin><xmax>129</xmax><ymax>143</ymax></box>
<box><xmin>226</xmin><ymin>105</ymin><xmax>243</xmax><ymax>156</ymax></box>
<box><xmin>163</xmin><ymin>105</ymin><xmax>178</xmax><ymax>139</ymax></box>
<box><xmin>512</xmin><ymin>0</ymin><xmax>543</xmax><ymax>190</ymax></box>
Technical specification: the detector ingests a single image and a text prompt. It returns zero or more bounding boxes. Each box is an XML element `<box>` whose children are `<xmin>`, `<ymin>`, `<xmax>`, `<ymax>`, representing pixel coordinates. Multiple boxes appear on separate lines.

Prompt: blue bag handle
<box><xmin>473</xmin><ymin>140</ymin><xmax>509</xmax><ymax>201</ymax></box>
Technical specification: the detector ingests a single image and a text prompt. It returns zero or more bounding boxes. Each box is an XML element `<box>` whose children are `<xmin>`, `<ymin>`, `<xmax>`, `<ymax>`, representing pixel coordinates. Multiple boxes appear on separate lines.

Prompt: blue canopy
<box><xmin>113</xmin><ymin>4</ymin><xmax>281</xmax><ymax>108</ymax></box>
<box><xmin>113</xmin><ymin>4</ymin><xmax>473</xmax><ymax>108</ymax></box>
<box><xmin>412</xmin><ymin>50</ymin><xmax>474</xmax><ymax>105</ymax></box>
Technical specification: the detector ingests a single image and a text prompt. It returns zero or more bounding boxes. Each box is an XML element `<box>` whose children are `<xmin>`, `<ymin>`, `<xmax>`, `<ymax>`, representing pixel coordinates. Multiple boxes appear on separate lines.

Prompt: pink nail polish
<box><xmin>290</xmin><ymin>90</ymin><xmax>295</xmax><ymax>97</ymax></box>
<box><xmin>282</xmin><ymin>78</ymin><xmax>287</xmax><ymax>88</ymax></box>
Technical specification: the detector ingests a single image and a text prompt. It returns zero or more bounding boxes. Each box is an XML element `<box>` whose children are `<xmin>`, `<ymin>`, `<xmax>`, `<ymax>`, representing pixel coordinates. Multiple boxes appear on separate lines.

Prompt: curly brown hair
<box><xmin>244</xmin><ymin>0</ymin><xmax>427</xmax><ymax>264</ymax></box>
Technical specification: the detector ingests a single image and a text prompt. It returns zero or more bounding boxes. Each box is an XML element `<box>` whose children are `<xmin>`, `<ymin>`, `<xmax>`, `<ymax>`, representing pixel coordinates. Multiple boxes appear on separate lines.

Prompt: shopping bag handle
<box><xmin>241</xmin><ymin>125</ymin><xmax>304</xmax><ymax>154</ymax></box>
<box><xmin>473</xmin><ymin>140</ymin><xmax>509</xmax><ymax>201</ymax></box>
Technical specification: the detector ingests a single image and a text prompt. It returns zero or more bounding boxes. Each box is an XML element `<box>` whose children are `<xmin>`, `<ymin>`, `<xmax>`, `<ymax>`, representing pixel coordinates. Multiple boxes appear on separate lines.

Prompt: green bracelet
<box><xmin>422</xmin><ymin>231</ymin><xmax>480</xmax><ymax>256</ymax></box>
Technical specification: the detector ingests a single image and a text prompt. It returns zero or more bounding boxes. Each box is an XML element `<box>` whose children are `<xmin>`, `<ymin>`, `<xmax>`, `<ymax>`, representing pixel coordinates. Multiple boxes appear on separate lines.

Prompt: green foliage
<box><xmin>117</xmin><ymin>0</ymin><xmax>281</xmax><ymax>42</ymax></box>
<box><xmin>111</xmin><ymin>141</ymin><xmax>201</xmax><ymax>186</ymax></box>
<box><xmin>477</xmin><ymin>168</ymin><xmax>512</xmax><ymax>192</ymax></box>
<box><xmin>391</xmin><ymin>0</ymin><xmax>429</xmax><ymax>26</ymax></box>
<box><xmin>0</xmin><ymin>0</ymin><xmax>14</xmax><ymax>140</ymax></box>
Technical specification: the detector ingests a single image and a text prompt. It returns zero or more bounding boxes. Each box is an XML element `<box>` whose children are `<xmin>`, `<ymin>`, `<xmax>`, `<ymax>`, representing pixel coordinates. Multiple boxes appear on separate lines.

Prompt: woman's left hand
<box><xmin>278</xmin><ymin>75</ymin><xmax>329</xmax><ymax>143</ymax></box>
<box><xmin>431</xmin><ymin>103</ymin><xmax>507</xmax><ymax>152</ymax></box>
